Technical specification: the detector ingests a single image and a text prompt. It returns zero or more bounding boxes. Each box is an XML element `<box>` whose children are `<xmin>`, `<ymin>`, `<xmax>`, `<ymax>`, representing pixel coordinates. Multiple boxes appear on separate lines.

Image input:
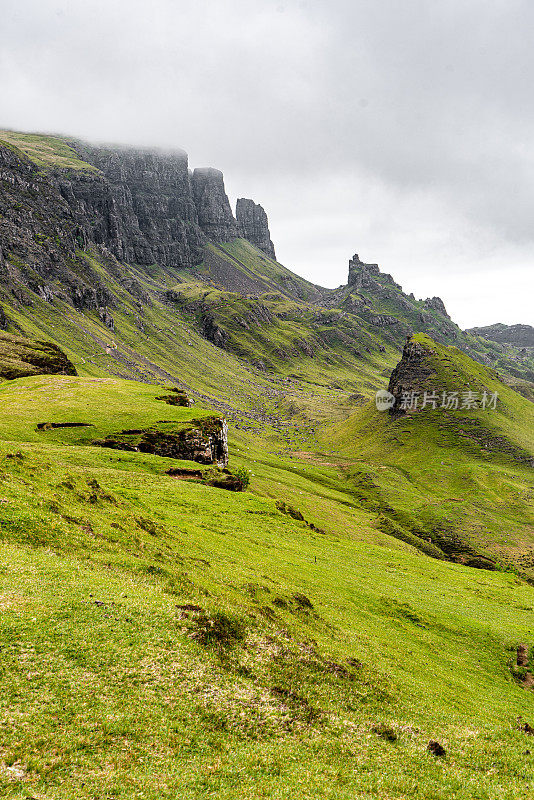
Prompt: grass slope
<box><xmin>328</xmin><ymin>334</ymin><xmax>534</xmax><ymax>577</ymax></box>
<box><xmin>0</xmin><ymin>145</ymin><xmax>533</xmax><ymax>795</ymax></box>
<box><xmin>0</xmin><ymin>331</ymin><xmax>77</xmax><ymax>380</ymax></box>
<box><xmin>0</xmin><ymin>404</ymin><xmax>534</xmax><ymax>797</ymax></box>
<box><xmin>0</xmin><ymin>130</ymin><xmax>97</xmax><ymax>172</ymax></box>
<box><xmin>0</xmin><ymin>349</ymin><xmax>533</xmax><ymax>796</ymax></box>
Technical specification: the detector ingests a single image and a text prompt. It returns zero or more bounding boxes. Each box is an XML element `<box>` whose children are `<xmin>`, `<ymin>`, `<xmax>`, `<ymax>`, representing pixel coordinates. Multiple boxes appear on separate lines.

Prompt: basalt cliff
<box><xmin>0</xmin><ymin>129</ymin><xmax>532</xmax><ymax>399</ymax></box>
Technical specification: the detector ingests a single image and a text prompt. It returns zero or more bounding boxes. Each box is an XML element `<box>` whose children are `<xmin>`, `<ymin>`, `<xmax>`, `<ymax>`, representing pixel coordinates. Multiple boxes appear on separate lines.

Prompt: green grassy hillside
<box><xmin>0</xmin><ymin>376</ymin><xmax>534</xmax><ymax>798</ymax></box>
<box><xmin>1</xmin><ymin>129</ymin><xmax>534</xmax><ymax>798</ymax></box>
<box><xmin>0</xmin><ymin>331</ymin><xmax>77</xmax><ymax>380</ymax></box>
<box><xmin>327</xmin><ymin>335</ymin><xmax>534</xmax><ymax>575</ymax></box>
<box><xmin>0</xmin><ymin>338</ymin><xmax>533</xmax><ymax>797</ymax></box>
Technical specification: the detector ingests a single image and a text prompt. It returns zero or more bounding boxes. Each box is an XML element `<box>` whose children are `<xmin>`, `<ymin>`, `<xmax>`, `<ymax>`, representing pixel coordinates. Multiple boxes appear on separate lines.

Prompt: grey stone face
<box><xmin>347</xmin><ymin>254</ymin><xmax>380</xmax><ymax>289</ymax></box>
<box><xmin>191</xmin><ymin>167</ymin><xmax>239</xmax><ymax>242</ymax></box>
<box><xmin>235</xmin><ymin>198</ymin><xmax>276</xmax><ymax>259</ymax></box>
<box><xmin>0</xmin><ymin>139</ymin><xmax>278</xmax><ymax>315</ymax></box>
<box><xmin>467</xmin><ymin>323</ymin><xmax>534</xmax><ymax>348</ymax></box>
<box><xmin>62</xmin><ymin>143</ymin><xmax>207</xmax><ymax>269</ymax></box>
<box><xmin>424</xmin><ymin>296</ymin><xmax>450</xmax><ymax>318</ymax></box>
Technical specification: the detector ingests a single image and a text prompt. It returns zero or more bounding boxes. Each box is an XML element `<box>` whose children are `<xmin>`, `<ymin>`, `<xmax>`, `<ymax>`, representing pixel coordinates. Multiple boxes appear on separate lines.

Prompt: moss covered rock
<box><xmin>0</xmin><ymin>331</ymin><xmax>77</xmax><ymax>380</ymax></box>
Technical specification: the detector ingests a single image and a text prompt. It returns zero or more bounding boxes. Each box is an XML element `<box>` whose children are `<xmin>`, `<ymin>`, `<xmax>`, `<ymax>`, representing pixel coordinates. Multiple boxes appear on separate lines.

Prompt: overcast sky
<box><xmin>1</xmin><ymin>0</ymin><xmax>533</xmax><ymax>327</ymax></box>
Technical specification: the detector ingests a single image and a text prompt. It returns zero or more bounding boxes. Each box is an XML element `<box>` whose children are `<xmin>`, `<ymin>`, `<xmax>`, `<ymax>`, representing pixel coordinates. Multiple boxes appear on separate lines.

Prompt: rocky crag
<box><xmin>0</xmin><ymin>132</ymin><xmax>276</xmax><ymax>310</ymax></box>
<box><xmin>0</xmin><ymin>129</ymin><xmax>532</xmax><ymax>398</ymax></box>
<box><xmin>236</xmin><ymin>198</ymin><xmax>276</xmax><ymax>259</ymax></box>
<box><xmin>322</xmin><ymin>253</ymin><xmax>460</xmax><ymax>343</ymax></box>
<box><xmin>468</xmin><ymin>323</ymin><xmax>534</xmax><ymax>348</ymax></box>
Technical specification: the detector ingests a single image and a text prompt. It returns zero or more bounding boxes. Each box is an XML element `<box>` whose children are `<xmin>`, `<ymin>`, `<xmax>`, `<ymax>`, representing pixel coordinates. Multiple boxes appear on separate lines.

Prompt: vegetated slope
<box><xmin>1</xmin><ymin>372</ymin><xmax>534</xmax><ymax>799</ymax></box>
<box><xmin>1</xmin><ymin>130</ymin><xmax>534</xmax><ymax>798</ymax></box>
<box><xmin>328</xmin><ymin>334</ymin><xmax>534</xmax><ymax>578</ymax></box>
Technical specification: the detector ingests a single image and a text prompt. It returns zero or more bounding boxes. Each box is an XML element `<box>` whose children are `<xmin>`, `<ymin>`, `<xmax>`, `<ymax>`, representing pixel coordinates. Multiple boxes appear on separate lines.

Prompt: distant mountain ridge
<box><xmin>468</xmin><ymin>323</ymin><xmax>534</xmax><ymax>348</ymax></box>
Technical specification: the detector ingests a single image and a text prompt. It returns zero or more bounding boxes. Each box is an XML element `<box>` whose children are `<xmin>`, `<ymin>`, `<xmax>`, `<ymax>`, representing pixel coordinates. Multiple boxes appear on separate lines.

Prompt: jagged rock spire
<box><xmin>191</xmin><ymin>168</ymin><xmax>239</xmax><ymax>242</ymax></box>
<box><xmin>236</xmin><ymin>198</ymin><xmax>276</xmax><ymax>259</ymax></box>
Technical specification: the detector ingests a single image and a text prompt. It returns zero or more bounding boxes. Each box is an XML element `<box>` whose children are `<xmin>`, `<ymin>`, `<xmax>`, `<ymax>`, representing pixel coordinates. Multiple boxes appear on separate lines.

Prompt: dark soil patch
<box><xmin>166</xmin><ymin>466</ymin><xmax>204</xmax><ymax>479</ymax></box>
<box><xmin>37</xmin><ymin>421</ymin><xmax>93</xmax><ymax>431</ymax></box>
<box><xmin>372</xmin><ymin>722</ymin><xmax>398</xmax><ymax>741</ymax></box>
<box><xmin>189</xmin><ymin>611</ymin><xmax>246</xmax><ymax>648</ymax></box>
<box><xmin>428</xmin><ymin>740</ymin><xmax>446</xmax><ymax>757</ymax></box>
<box><xmin>515</xmin><ymin>645</ymin><xmax>534</xmax><ymax>689</ymax></box>
<box><xmin>292</xmin><ymin>593</ymin><xmax>314</xmax><ymax>610</ymax></box>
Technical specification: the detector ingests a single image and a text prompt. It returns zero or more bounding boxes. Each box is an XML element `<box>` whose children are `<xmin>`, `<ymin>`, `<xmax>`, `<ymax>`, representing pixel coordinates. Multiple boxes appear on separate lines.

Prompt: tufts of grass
<box><xmin>0</xmin><ymin>130</ymin><xmax>97</xmax><ymax>171</ymax></box>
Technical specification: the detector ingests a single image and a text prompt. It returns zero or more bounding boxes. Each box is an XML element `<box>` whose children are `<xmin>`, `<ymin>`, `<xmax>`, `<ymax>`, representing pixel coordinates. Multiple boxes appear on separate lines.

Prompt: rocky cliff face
<box><xmin>236</xmin><ymin>198</ymin><xmax>276</xmax><ymax>259</ymax></box>
<box><xmin>424</xmin><ymin>296</ymin><xmax>450</xmax><ymax>318</ymax></box>
<box><xmin>347</xmin><ymin>254</ymin><xmax>381</xmax><ymax>289</ymax></box>
<box><xmin>191</xmin><ymin>168</ymin><xmax>239</xmax><ymax>242</ymax></box>
<box><xmin>60</xmin><ymin>143</ymin><xmax>206</xmax><ymax>269</ymax></box>
<box><xmin>0</xmin><ymin>134</ymin><xmax>281</xmax><ymax>327</ymax></box>
<box><xmin>66</xmin><ymin>146</ymin><xmax>277</xmax><ymax>262</ymax></box>
<box><xmin>468</xmin><ymin>323</ymin><xmax>534</xmax><ymax>348</ymax></box>
<box><xmin>387</xmin><ymin>337</ymin><xmax>434</xmax><ymax>414</ymax></box>
<box><xmin>0</xmin><ymin>143</ymin><xmax>114</xmax><ymax>313</ymax></box>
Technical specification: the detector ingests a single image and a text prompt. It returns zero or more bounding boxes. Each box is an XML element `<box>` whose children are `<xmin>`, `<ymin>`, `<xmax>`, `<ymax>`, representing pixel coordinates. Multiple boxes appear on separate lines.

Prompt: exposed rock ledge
<box><xmin>94</xmin><ymin>417</ymin><xmax>229</xmax><ymax>468</ymax></box>
<box><xmin>0</xmin><ymin>331</ymin><xmax>77</xmax><ymax>380</ymax></box>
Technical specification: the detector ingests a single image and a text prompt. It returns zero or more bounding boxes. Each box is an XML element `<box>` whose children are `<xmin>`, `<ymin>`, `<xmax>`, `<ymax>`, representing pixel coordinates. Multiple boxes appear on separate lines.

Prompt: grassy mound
<box><xmin>327</xmin><ymin>334</ymin><xmax>534</xmax><ymax>576</ymax></box>
<box><xmin>0</xmin><ymin>331</ymin><xmax>77</xmax><ymax>380</ymax></box>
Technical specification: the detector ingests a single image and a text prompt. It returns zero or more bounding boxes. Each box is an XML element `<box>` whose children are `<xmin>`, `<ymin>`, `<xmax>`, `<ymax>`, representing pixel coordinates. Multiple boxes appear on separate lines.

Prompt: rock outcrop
<box><xmin>0</xmin><ymin>135</ymin><xmax>278</xmax><ymax>309</ymax></box>
<box><xmin>95</xmin><ymin>417</ymin><xmax>229</xmax><ymax>468</ymax></box>
<box><xmin>321</xmin><ymin>251</ymin><xmax>461</xmax><ymax>351</ymax></box>
<box><xmin>0</xmin><ymin>331</ymin><xmax>77</xmax><ymax>380</ymax></box>
<box><xmin>191</xmin><ymin>168</ymin><xmax>239</xmax><ymax>242</ymax></box>
<box><xmin>347</xmin><ymin>254</ymin><xmax>381</xmax><ymax>290</ymax></box>
<box><xmin>468</xmin><ymin>323</ymin><xmax>534</xmax><ymax>348</ymax></box>
<box><xmin>387</xmin><ymin>337</ymin><xmax>434</xmax><ymax>415</ymax></box>
<box><xmin>236</xmin><ymin>198</ymin><xmax>276</xmax><ymax>259</ymax></box>
<box><xmin>424</xmin><ymin>296</ymin><xmax>450</xmax><ymax>318</ymax></box>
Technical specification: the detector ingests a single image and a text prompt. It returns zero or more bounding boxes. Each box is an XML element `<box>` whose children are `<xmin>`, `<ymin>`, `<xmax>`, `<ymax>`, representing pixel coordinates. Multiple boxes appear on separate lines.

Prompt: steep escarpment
<box><xmin>0</xmin><ymin>131</ymin><xmax>277</xmax><ymax>282</ymax></box>
<box><xmin>66</xmin><ymin>143</ymin><xmax>277</xmax><ymax>268</ymax></box>
<box><xmin>468</xmin><ymin>323</ymin><xmax>534</xmax><ymax>348</ymax></box>
<box><xmin>236</xmin><ymin>198</ymin><xmax>276</xmax><ymax>259</ymax></box>
<box><xmin>0</xmin><ymin>142</ymin><xmax>115</xmax><ymax>312</ymax></box>
<box><xmin>191</xmin><ymin>167</ymin><xmax>239</xmax><ymax>242</ymax></box>
<box><xmin>59</xmin><ymin>143</ymin><xmax>206</xmax><ymax>269</ymax></box>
